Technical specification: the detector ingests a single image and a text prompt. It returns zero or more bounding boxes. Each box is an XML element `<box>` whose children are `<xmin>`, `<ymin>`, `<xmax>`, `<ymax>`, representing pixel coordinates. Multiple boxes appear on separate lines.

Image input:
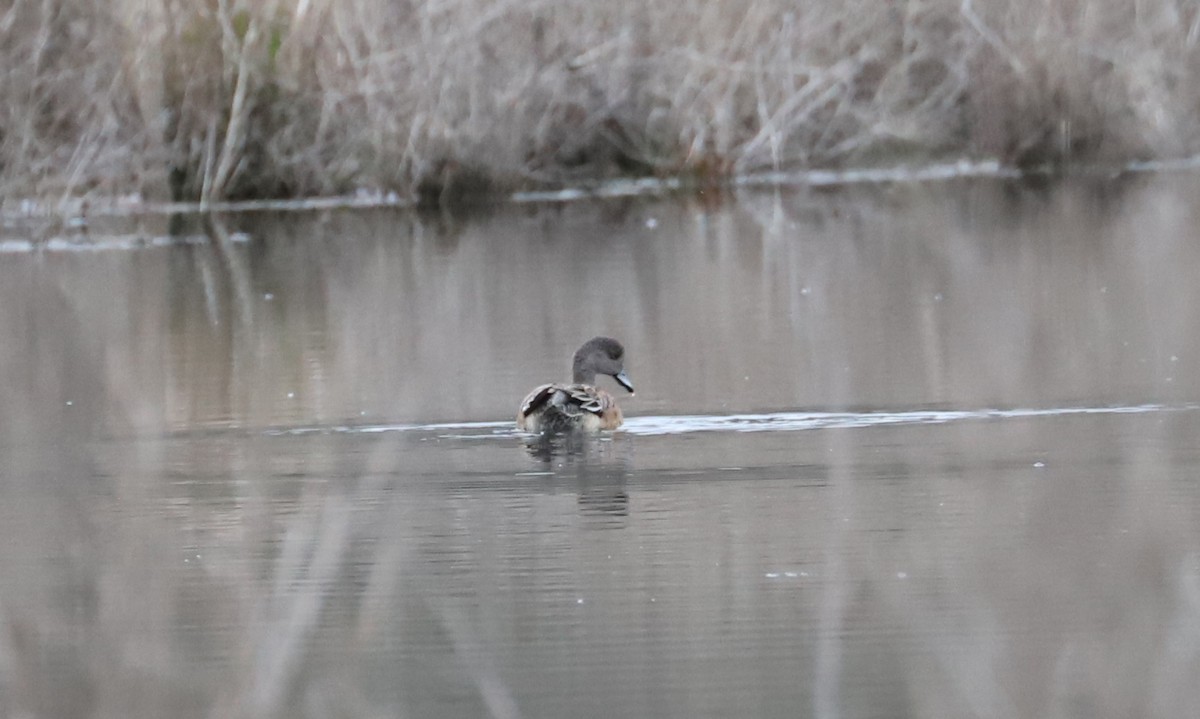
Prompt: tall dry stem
<box><xmin>4</xmin><ymin>0</ymin><xmax>1200</xmax><ymax>203</ymax></box>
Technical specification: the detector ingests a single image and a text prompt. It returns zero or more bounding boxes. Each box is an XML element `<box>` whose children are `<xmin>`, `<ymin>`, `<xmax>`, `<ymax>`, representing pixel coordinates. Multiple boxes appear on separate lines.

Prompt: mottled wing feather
<box><xmin>563</xmin><ymin>384</ymin><xmax>608</xmax><ymax>415</ymax></box>
<box><xmin>519</xmin><ymin>383</ymin><xmax>557</xmax><ymax>417</ymax></box>
<box><xmin>519</xmin><ymin>383</ymin><xmax>623</xmax><ymax>432</ymax></box>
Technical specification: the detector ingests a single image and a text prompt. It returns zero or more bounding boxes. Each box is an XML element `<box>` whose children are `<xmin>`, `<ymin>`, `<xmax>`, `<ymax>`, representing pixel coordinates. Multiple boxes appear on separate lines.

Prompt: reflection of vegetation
<box><xmin>4</xmin><ymin>0</ymin><xmax>1200</xmax><ymax>203</ymax></box>
<box><xmin>5</xmin><ymin>178</ymin><xmax>1200</xmax><ymax>716</ymax></box>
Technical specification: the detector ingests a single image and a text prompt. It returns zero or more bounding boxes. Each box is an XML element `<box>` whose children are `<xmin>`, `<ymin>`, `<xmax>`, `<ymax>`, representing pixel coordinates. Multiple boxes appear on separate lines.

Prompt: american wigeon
<box><xmin>517</xmin><ymin>337</ymin><xmax>635</xmax><ymax>433</ymax></box>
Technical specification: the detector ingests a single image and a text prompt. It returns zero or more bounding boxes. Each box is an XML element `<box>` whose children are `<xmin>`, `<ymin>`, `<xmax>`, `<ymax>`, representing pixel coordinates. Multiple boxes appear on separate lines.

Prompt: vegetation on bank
<box><xmin>3</xmin><ymin>0</ymin><xmax>1200</xmax><ymax>205</ymax></box>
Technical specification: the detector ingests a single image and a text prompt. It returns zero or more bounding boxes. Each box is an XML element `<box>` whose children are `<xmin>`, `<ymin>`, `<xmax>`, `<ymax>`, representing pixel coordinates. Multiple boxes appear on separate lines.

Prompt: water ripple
<box><xmin>263</xmin><ymin>403</ymin><xmax>1195</xmax><ymax>439</ymax></box>
<box><xmin>620</xmin><ymin>403</ymin><xmax>1189</xmax><ymax>435</ymax></box>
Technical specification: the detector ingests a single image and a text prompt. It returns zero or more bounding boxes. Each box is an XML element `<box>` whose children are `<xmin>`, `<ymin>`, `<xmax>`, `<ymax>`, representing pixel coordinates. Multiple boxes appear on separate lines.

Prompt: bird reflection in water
<box><xmin>523</xmin><ymin>433</ymin><xmax>631</xmax><ymax>523</ymax></box>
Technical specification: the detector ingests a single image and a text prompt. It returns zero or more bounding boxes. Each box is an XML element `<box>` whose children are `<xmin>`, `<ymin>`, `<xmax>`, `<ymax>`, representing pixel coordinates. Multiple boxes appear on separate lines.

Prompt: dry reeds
<box><xmin>3</xmin><ymin>0</ymin><xmax>1200</xmax><ymax>204</ymax></box>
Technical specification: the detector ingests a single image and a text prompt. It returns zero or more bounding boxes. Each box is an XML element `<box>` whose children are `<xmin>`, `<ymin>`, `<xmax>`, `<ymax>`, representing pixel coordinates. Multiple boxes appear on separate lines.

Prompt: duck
<box><xmin>517</xmin><ymin>337</ymin><xmax>635</xmax><ymax>433</ymax></box>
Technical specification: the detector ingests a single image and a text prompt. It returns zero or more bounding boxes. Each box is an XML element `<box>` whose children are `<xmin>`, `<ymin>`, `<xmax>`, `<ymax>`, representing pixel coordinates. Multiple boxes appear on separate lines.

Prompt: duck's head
<box><xmin>573</xmin><ymin>336</ymin><xmax>634</xmax><ymax>394</ymax></box>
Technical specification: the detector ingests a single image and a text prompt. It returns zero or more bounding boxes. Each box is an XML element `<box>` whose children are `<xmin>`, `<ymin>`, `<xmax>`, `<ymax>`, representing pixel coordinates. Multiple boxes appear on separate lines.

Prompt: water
<box><xmin>3</xmin><ymin>177</ymin><xmax>1200</xmax><ymax>718</ymax></box>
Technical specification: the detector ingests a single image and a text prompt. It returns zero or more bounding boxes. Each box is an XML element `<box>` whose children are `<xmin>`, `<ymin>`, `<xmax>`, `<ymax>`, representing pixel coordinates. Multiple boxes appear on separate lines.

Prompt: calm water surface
<box><xmin>3</xmin><ymin>177</ymin><xmax>1200</xmax><ymax>718</ymax></box>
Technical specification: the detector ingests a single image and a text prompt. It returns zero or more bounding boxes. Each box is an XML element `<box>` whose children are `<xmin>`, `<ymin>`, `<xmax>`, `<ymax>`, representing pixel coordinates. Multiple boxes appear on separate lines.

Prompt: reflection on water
<box><xmin>267</xmin><ymin>402</ymin><xmax>1199</xmax><ymax>439</ymax></box>
<box><xmin>4</xmin><ymin>176</ymin><xmax>1200</xmax><ymax>717</ymax></box>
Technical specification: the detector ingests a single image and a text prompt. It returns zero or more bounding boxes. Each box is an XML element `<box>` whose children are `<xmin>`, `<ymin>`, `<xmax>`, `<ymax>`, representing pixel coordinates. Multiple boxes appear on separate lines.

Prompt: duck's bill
<box><xmin>614</xmin><ymin>370</ymin><xmax>635</xmax><ymax>395</ymax></box>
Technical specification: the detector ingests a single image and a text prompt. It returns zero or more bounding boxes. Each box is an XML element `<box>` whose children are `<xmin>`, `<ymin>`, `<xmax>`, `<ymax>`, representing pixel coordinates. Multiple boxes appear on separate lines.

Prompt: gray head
<box><xmin>572</xmin><ymin>337</ymin><xmax>634</xmax><ymax>394</ymax></box>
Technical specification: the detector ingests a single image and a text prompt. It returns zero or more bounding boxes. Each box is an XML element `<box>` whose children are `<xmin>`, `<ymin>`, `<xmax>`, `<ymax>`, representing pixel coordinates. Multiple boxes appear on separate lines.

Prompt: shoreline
<box><xmin>8</xmin><ymin>155</ymin><xmax>1200</xmax><ymax>224</ymax></box>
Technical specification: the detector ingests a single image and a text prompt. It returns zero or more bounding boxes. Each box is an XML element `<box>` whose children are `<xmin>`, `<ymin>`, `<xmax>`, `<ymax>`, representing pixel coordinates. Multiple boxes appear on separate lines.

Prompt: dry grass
<box><xmin>3</xmin><ymin>0</ymin><xmax>1200</xmax><ymax>204</ymax></box>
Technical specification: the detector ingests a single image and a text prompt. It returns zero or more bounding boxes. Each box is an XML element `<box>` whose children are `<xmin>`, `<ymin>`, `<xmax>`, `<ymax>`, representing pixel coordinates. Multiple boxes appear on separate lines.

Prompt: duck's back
<box><xmin>517</xmin><ymin>383</ymin><xmax>623</xmax><ymax>433</ymax></box>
